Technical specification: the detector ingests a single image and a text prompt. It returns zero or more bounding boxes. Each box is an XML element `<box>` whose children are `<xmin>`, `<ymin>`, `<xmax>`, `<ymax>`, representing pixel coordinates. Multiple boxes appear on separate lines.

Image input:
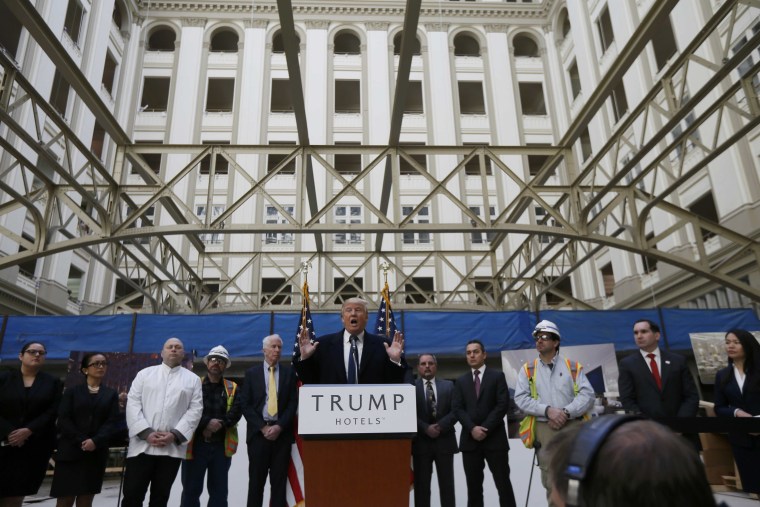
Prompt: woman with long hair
<box><xmin>51</xmin><ymin>352</ymin><xmax>120</xmax><ymax>507</ymax></box>
<box><xmin>714</xmin><ymin>329</ymin><xmax>760</xmax><ymax>495</ymax></box>
<box><xmin>0</xmin><ymin>341</ymin><xmax>62</xmax><ymax>507</ymax></box>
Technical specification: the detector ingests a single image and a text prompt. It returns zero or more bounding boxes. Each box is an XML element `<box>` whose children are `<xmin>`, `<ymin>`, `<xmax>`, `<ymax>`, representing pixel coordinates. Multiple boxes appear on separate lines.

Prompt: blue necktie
<box><xmin>348</xmin><ymin>335</ymin><xmax>359</xmax><ymax>384</ymax></box>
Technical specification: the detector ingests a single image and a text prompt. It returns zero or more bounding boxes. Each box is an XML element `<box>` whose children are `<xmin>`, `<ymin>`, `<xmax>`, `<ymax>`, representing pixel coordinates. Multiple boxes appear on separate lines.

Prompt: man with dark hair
<box><xmin>295</xmin><ymin>297</ymin><xmax>407</xmax><ymax>384</ymax></box>
<box><xmin>618</xmin><ymin>319</ymin><xmax>699</xmax><ymax>419</ymax></box>
<box><xmin>452</xmin><ymin>340</ymin><xmax>517</xmax><ymax>507</ymax></box>
<box><xmin>413</xmin><ymin>353</ymin><xmax>458</xmax><ymax>507</ymax></box>
<box><xmin>514</xmin><ymin>320</ymin><xmax>594</xmax><ymax>505</ymax></box>
<box><xmin>544</xmin><ymin>418</ymin><xmax>718</xmax><ymax>507</ymax></box>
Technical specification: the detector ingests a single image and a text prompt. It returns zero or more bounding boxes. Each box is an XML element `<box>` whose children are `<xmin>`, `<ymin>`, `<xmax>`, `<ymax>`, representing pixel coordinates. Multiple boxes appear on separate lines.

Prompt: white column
<box><xmin>304</xmin><ymin>21</ymin><xmax>329</xmax><ymax>144</ymax></box>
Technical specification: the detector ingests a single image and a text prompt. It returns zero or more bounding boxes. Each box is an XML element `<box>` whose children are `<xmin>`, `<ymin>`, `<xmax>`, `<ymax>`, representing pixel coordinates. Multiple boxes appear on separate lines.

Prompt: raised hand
<box><xmin>383</xmin><ymin>330</ymin><xmax>404</xmax><ymax>363</ymax></box>
<box><xmin>298</xmin><ymin>327</ymin><xmax>318</xmax><ymax>360</ymax></box>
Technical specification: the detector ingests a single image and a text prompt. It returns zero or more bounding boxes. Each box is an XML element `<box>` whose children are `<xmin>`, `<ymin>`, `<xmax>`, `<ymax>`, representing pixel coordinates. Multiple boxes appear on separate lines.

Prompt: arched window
<box><xmin>210</xmin><ymin>29</ymin><xmax>238</xmax><ymax>52</ymax></box>
<box><xmin>272</xmin><ymin>30</ymin><xmax>301</xmax><ymax>54</ymax></box>
<box><xmin>559</xmin><ymin>9</ymin><xmax>571</xmax><ymax>40</ymax></box>
<box><xmin>393</xmin><ymin>32</ymin><xmax>421</xmax><ymax>56</ymax></box>
<box><xmin>147</xmin><ymin>26</ymin><xmax>176</xmax><ymax>51</ymax></box>
<box><xmin>454</xmin><ymin>33</ymin><xmax>480</xmax><ymax>57</ymax></box>
<box><xmin>334</xmin><ymin>30</ymin><xmax>361</xmax><ymax>55</ymax></box>
<box><xmin>112</xmin><ymin>2</ymin><xmax>123</xmax><ymax>29</ymax></box>
<box><xmin>513</xmin><ymin>34</ymin><xmax>539</xmax><ymax>57</ymax></box>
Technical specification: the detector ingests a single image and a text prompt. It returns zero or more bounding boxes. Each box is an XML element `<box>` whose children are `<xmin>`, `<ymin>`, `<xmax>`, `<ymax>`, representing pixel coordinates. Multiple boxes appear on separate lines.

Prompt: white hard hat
<box><xmin>533</xmin><ymin>320</ymin><xmax>561</xmax><ymax>340</ymax></box>
<box><xmin>204</xmin><ymin>345</ymin><xmax>231</xmax><ymax>367</ymax></box>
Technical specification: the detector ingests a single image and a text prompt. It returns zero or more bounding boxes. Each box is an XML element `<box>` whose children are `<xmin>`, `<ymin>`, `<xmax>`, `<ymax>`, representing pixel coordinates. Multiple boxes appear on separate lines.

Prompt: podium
<box><xmin>298</xmin><ymin>384</ymin><xmax>416</xmax><ymax>507</ymax></box>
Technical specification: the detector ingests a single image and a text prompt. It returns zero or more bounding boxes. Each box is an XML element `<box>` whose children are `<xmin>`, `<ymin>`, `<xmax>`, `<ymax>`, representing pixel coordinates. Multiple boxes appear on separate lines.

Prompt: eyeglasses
<box><xmin>534</xmin><ymin>334</ymin><xmax>555</xmax><ymax>342</ymax></box>
<box><xmin>25</xmin><ymin>349</ymin><xmax>47</xmax><ymax>356</ymax></box>
<box><xmin>207</xmin><ymin>357</ymin><xmax>226</xmax><ymax>365</ymax></box>
<box><xmin>87</xmin><ymin>361</ymin><xmax>108</xmax><ymax>368</ymax></box>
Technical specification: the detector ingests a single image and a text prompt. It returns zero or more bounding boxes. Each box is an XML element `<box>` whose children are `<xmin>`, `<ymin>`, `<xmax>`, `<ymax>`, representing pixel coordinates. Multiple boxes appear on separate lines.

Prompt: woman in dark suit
<box><xmin>0</xmin><ymin>341</ymin><xmax>62</xmax><ymax>507</ymax></box>
<box><xmin>51</xmin><ymin>352</ymin><xmax>120</xmax><ymax>507</ymax></box>
<box><xmin>714</xmin><ymin>329</ymin><xmax>760</xmax><ymax>494</ymax></box>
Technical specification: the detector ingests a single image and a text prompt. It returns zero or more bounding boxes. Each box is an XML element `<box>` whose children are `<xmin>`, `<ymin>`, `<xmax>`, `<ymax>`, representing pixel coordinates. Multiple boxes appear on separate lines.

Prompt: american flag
<box><xmin>374</xmin><ymin>281</ymin><xmax>398</xmax><ymax>338</ymax></box>
<box><xmin>286</xmin><ymin>281</ymin><xmax>314</xmax><ymax>507</ymax></box>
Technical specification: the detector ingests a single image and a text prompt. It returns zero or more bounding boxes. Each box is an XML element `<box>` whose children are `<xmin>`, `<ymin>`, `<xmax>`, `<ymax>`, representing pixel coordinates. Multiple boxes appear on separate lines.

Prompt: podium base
<box><xmin>302</xmin><ymin>439</ymin><xmax>411</xmax><ymax>507</ymax></box>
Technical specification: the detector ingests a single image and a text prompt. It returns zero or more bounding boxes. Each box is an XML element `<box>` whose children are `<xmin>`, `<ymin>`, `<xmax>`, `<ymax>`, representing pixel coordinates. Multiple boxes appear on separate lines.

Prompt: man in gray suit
<box><xmin>413</xmin><ymin>353</ymin><xmax>458</xmax><ymax>507</ymax></box>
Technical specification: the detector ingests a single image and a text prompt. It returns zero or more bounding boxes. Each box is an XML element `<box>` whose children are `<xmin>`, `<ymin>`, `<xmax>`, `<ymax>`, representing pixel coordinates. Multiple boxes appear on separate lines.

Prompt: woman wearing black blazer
<box><xmin>714</xmin><ymin>329</ymin><xmax>760</xmax><ymax>494</ymax></box>
<box><xmin>51</xmin><ymin>352</ymin><xmax>120</xmax><ymax>507</ymax></box>
<box><xmin>0</xmin><ymin>341</ymin><xmax>62</xmax><ymax>507</ymax></box>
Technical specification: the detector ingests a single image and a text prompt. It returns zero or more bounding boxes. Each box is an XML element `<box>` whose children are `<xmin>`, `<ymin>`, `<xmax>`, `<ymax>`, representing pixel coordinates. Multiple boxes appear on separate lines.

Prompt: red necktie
<box><xmin>474</xmin><ymin>370</ymin><xmax>481</xmax><ymax>398</ymax></box>
<box><xmin>647</xmin><ymin>353</ymin><xmax>662</xmax><ymax>390</ymax></box>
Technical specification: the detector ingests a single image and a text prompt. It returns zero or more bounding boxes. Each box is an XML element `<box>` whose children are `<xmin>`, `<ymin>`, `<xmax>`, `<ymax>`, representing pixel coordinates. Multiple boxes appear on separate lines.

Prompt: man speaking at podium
<box><xmin>295</xmin><ymin>298</ymin><xmax>408</xmax><ymax>384</ymax></box>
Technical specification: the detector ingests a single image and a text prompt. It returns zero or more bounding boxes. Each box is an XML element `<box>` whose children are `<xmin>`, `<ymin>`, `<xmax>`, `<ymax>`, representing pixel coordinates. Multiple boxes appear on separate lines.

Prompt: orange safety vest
<box><xmin>186</xmin><ymin>378</ymin><xmax>239</xmax><ymax>459</ymax></box>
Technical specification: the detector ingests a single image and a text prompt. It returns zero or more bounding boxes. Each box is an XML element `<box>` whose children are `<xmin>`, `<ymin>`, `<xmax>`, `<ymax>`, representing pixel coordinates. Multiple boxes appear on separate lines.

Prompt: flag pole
<box><xmin>380</xmin><ymin>261</ymin><xmax>391</xmax><ymax>339</ymax></box>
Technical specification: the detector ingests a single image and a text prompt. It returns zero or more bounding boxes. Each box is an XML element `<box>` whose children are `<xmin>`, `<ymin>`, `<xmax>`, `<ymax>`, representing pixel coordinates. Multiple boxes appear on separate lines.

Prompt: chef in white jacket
<box><xmin>122</xmin><ymin>337</ymin><xmax>203</xmax><ymax>507</ymax></box>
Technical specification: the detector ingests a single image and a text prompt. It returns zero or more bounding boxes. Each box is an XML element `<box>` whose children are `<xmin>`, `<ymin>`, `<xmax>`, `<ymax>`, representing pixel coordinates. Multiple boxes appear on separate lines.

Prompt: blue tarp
<box><xmin>1</xmin><ymin>309</ymin><xmax>759</xmax><ymax>360</ymax></box>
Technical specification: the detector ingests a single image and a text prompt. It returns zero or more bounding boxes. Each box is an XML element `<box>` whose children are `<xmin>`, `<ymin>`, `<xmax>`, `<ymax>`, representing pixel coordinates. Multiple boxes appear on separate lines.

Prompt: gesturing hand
<box><xmin>384</xmin><ymin>330</ymin><xmax>404</xmax><ymax>363</ymax></box>
<box><xmin>298</xmin><ymin>328</ymin><xmax>318</xmax><ymax>360</ymax></box>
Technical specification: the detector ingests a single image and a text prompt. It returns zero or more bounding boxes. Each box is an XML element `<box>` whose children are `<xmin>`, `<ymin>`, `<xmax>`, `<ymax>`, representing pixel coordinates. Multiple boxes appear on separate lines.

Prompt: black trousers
<box><xmin>462</xmin><ymin>448</ymin><xmax>517</xmax><ymax>507</ymax></box>
<box><xmin>246</xmin><ymin>433</ymin><xmax>291</xmax><ymax>507</ymax></box>
<box><xmin>412</xmin><ymin>447</ymin><xmax>456</xmax><ymax>507</ymax></box>
<box><xmin>121</xmin><ymin>453</ymin><xmax>182</xmax><ymax>507</ymax></box>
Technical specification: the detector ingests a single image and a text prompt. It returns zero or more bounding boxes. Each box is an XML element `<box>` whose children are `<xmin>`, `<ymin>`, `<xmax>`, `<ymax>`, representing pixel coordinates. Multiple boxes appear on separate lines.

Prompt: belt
<box><xmin>264</xmin><ymin>420</ymin><xmax>277</xmax><ymax>425</ymax></box>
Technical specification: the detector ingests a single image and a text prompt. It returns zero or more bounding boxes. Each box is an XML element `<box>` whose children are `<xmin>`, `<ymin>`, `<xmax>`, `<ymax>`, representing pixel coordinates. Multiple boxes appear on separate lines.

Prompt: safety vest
<box><xmin>523</xmin><ymin>357</ymin><xmax>591</xmax><ymax>419</ymax></box>
<box><xmin>186</xmin><ymin>378</ymin><xmax>239</xmax><ymax>459</ymax></box>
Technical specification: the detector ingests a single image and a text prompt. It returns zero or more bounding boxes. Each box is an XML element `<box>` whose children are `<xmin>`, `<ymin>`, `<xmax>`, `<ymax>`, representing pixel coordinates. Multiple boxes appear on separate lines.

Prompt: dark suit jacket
<box><xmin>452</xmin><ymin>368</ymin><xmax>509</xmax><ymax>452</ymax></box>
<box><xmin>414</xmin><ymin>378</ymin><xmax>459</xmax><ymax>455</ymax></box>
<box><xmin>241</xmin><ymin>363</ymin><xmax>298</xmax><ymax>443</ymax></box>
<box><xmin>0</xmin><ymin>369</ymin><xmax>62</xmax><ymax>448</ymax></box>
<box><xmin>294</xmin><ymin>330</ymin><xmax>407</xmax><ymax>384</ymax></box>
<box><xmin>714</xmin><ymin>366</ymin><xmax>760</xmax><ymax>448</ymax></box>
<box><xmin>56</xmin><ymin>383</ymin><xmax>120</xmax><ymax>461</ymax></box>
<box><xmin>618</xmin><ymin>350</ymin><xmax>699</xmax><ymax>418</ymax></box>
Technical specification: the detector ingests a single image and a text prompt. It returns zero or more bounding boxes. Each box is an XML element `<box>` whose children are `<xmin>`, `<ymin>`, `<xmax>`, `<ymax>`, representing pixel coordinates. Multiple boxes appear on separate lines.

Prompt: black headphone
<box><xmin>564</xmin><ymin>414</ymin><xmax>642</xmax><ymax>507</ymax></box>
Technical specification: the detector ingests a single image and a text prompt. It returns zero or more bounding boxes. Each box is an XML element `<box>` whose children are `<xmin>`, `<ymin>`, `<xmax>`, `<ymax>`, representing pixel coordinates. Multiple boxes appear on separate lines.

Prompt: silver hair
<box><xmin>262</xmin><ymin>334</ymin><xmax>283</xmax><ymax>347</ymax></box>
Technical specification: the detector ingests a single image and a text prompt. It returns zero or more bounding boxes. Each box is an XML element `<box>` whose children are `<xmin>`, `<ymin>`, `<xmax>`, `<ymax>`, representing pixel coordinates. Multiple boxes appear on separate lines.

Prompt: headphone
<box><xmin>564</xmin><ymin>414</ymin><xmax>642</xmax><ymax>507</ymax></box>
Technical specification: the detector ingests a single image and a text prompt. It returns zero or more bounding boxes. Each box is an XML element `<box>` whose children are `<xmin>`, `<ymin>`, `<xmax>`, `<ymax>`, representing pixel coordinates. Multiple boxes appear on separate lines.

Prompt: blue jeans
<box><xmin>180</xmin><ymin>440</ymin><xmax>232</xmax><ymax>507</ymax></box>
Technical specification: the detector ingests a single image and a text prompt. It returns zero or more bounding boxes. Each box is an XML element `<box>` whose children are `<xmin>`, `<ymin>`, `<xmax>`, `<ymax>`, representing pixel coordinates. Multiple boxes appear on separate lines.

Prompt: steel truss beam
<box><xmin>0</xmin><ymin>0</ymin><xmax>758</xmax><ymax>314</ymax></box>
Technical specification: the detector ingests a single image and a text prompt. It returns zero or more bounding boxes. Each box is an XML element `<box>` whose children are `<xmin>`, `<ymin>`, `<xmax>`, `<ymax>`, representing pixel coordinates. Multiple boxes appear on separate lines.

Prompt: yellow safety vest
<box><xmin>186</xmin><ymin>378</ymin><xmax>239</xmax><ymax>459</ymax></box>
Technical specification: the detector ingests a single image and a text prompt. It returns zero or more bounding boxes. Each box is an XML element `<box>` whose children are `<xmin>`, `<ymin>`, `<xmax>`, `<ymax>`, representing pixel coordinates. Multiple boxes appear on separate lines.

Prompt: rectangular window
<box><xmin>597</xmin><ymin>6</ymin><xmax>615</xmax><ymax>54</ymax></box>
<box><xmin>405</xmin><ymin>81</ymin><xmax>424</xmax><ymax>114</ymax></box>
<box><xmin>140</xmin><ymin>77</ymin><xmax>171</xmax><ymax>112</ymax></box>
<box><xmin>50</xmin><ymin>70</ymin><xmax>71</xmax><ymax>117</ymax></box>
<box><xmin>401</xmin><ymin>205</ymin><xmax>431</xmax><ymax>245</ymax></box>
<box><xmin>102</xmin><ymin>52</ymin><xmax>118</xmax><ymax>96</ymax></box>
<box><xmin>91</xmin><ymin>124</ymin><xmax>106</xmax><ymax>160</ymax></box>
<box><xmin>335</xmin><ymin>142</ymin><xmax>361</xmax><ymax>175</ymax></box>
<box><xmin>568</xmin><ymin>61</ymin><xmax>581</xmax><ymax>99</ymax></box>
<box><xmin>463</xmin><ymin>143</ymin><xmax>493</xmax><ymax>176</ymax></box>
<box><xmin>17</xmin><ymin>233</ymin><xmax>38</xmax><ymax>278</ymax></box>
<box><xmin>469</xmin><ymin>205</ymin><xmax>496</xmax><ymax>244</ymax></box>
<box><xmin>579</xmin><ymin>128</ymin><xmax>592</xmax><ymax>161</ymax></box>
<box><xmin>265</xmin><ymin>205</ymin><xmax>295</xmax><ymax>244</ymax></box>
<box><xmin>519</xmin><ymin>82</ymin><xmax>547</xmax><ymax>115</ymax></box>
<box><xmin>114</xmin><ymin>278</ymin><xmax>144</xmax><ymax>309</ymax></box>
<box><xmin>458</xmin><ymin>81</ymin><xmax>486</xmax><ymax>114</ymax></box>
<box><xmin>611</xmin><ymin>81</ymin><xmax>628</xmax><ymax>122</ymax></box>
<box><xmin>199</xmin><ymin>141</ymin><xmax>230</xmax><ymax>175</ymax></box>
<box><xmin>270</xmin><ymin>79</ymin><xmax>293</xmax><ymax>112</ymax></box>
<box><xmin>333</xmin><ymin>277</ymin><xmax>364</xmax><ymax>303</ymax></box>
<box><xmin>67</xmin><ymin>266</ymin><xmax>84</xmax><ymax>300</ymax></box>
<box><xmin>132</xmin><ymin>141</ymin><xmax>162</xmax><ymax>175</ymax></box>
<box><xmin>334</xmin><ymin>205</ymin><xmax>362</xmax><ymax>245</ymax></box>
<box><xmin>206</xmin><ymin>78</ymin><xmax>235</xmax><ymax>112</ymax></box>
<box><xmin>641</xmin><ymin>232</ymin><xmax>658</xmax><ymax>274</ymax></box>
<box><xmin>545</xmin><ymin>276</ymin><xmax>572</xmax><ymax>306</ymax></box>
<box><xmin>600</xmin><ymin>262</ymin><xmax>614</xmax><ymax>297</ymax></box>
<box><xmin>335</xmin><ymin>80</ymin><xmax>361</xmax><ymax>113</ymax></box>
<box><xmin>64</xmin><ymin>0</ymin><xmax>84</xmax><ymax>46</ymax></box>
<box><xmin>688</xmin><ymin>192</ymin><xmax>719</xmax><ymax>242</ymax></box>
<box><xmin>652</xmin><ymin>16</ymin><xmax>678</xmax><ymax>71</ymax></box>
<box><xmin>196</xmin><ymin>204</ymin><xmax>225</xmax><ymax>244</ymax></box>
<box><xmin>267</xmin><ymin>141</ymin><xmax>296</xmax><ymax>175</ymax></box>
<box><xmin>399</xmin><ymin>143</ymin><xmax>427</xmax><ymax>175</ymax></box>
<box><xmin>261</xmin><ymin>277</ymin><xmax>292</xmax><ymax>305</ymax></box>
<box><xmin>405</xmin><ymin>276</ymin><xmax>434</xmax><ymax>304</ymax></box>
<box><xmin>527</xmin><ymin>143</ymin><xmax>551</xmax><ymax>177</ymax></box>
